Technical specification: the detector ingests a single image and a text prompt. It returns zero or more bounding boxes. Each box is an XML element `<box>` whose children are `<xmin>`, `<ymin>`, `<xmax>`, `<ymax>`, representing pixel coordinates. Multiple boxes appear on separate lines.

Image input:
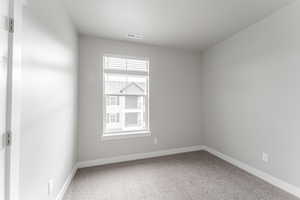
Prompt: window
<box><xmin>103</xmin><ymin>55</ymin><xmax>150</xmax><ymax>138</ymax></box>
<box><xmin>106</xmin><ymin>96</ymin><xmax>120</xmax><ymax>106</ymax></box>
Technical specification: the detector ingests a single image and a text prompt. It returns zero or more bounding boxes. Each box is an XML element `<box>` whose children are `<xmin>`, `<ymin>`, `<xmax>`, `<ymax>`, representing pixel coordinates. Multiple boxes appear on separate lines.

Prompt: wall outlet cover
<box><xmin>48</xmin><ymin>179</ymin><xmax>54</xmax><ymax>196</ymax></box>
<box><xmin>262</xmin><ymin>152</ymin><xmax>269</xmax><ymax>163</ymax></box>
<box><xmin>154</xmin><ymin>137</ymin><xmax>158</xmax><ymax>145</ymax></box>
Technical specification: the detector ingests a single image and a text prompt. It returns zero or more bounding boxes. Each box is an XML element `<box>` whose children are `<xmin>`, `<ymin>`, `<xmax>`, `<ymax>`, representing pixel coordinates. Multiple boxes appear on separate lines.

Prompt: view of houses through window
<box><xmin>103</xmin><ymin>56</ymin><xmax>149</xmax><ymax>135</ymax></box>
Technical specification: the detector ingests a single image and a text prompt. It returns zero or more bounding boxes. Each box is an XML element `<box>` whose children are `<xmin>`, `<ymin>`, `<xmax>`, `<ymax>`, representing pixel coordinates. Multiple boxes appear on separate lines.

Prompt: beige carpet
<box><xmin>64</xmin><ymin>151</ymin><xmax>299</xmax><ymax>200</ymax></box>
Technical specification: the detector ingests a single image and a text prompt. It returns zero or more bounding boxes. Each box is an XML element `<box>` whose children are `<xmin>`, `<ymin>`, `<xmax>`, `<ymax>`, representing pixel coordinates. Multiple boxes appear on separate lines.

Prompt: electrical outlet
<box><xmin>262</xmin><ymin>152</ymin><xmax>269</xmax><ymax>163</ymax></box>
<box><xmin>154</xmin><ymin>137</ymin><xmax>158</xmax><ymax>145</ymax></box>
<box><xmin>48</xmin><ymin>179</ymin><xmax>54</xmax><ymax>196</ymax></box>
<box><xmin>1</xmin><ymin>134</ymin><xmax>4</xmax><ymax>149</ymax></box>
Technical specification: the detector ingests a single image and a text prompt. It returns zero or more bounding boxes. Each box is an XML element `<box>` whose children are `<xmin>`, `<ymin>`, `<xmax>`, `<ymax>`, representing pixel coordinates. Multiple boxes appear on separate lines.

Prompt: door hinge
<box><xmin>8</xmin><ymin>17</ymin><xmax>14</xmax><ymax>33</ymax></box>
<box><xmin>6</xmin><ymin>131</ymin><xmax>12</xmax><ymax>146</ymax></box>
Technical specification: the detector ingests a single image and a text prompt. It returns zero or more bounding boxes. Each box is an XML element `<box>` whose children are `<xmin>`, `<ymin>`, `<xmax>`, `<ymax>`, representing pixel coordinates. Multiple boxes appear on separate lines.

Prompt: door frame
<box><xmin>5</xmin><ymin>0</ymin><xmax>23</xmax><ymax>200</ymax></box>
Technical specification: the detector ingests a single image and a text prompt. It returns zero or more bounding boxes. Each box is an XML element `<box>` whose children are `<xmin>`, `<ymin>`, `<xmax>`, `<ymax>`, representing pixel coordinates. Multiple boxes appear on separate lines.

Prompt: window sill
<box><xmin>101</xmin><ymin>130</ymin><xmax>151</xmax><ymax>141</ymax></box>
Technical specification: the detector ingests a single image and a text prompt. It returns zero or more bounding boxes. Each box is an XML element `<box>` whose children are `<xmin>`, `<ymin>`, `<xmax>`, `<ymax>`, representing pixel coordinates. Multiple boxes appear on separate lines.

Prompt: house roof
<box><xmin>120</xmin><ymin>82</ymin><xmax>145</xmax><ymax>95</ymax></box>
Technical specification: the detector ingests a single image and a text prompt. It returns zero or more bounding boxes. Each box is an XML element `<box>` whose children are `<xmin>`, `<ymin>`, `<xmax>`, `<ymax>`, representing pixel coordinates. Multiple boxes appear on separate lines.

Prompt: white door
<box><xmin>0</xmin><ymin>0</ymin><xmax>11</xmax><ymax>199</ymax></box>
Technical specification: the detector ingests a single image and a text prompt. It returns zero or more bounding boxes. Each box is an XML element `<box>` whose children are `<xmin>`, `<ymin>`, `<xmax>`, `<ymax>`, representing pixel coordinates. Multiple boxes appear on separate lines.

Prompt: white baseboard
<box><xmin>203</xmin><ymin>146</ymin><xmax>300</xmax><ymax>198</ymax></box>
<box><xmin>55</xmin><ymin>165</ymin><xmax>78</xmax><ymax>200</ymax></box>
<box><xmin>77</xmin><ymin>145</ymin><xmax>205</xmax><ymax>169</ymax></box>
<box><xmin>56</xmin><ymin>145</ymin><xmax>300</xmax><ymax>200</ymax></box>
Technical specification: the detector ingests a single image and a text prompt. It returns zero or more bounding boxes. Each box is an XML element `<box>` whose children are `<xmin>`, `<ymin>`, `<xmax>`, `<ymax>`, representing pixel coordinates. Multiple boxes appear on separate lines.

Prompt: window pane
<box><xmin>106</xmin><ymin>113</ymin><xmax>121</xmax><ymax>131</ymax></box>
<box><xmin>125</xmin><ymin>96</ymin><xmax>138</xmax><ymax>109</ymax></box>
<box><xmin>104</xmin><ymin>73</ymin><xmax>147</xmax><ymax>95</ymax></box>
<box><xmin>110</xmin><ymin>113</ymin><xmax>120</xmax><ymax>123</ymax></box>
<box><xmin>125</xmin><ymin>112</ymin><xmax>141</xmax><ymax>128</ymax></box>
<box><xmin>105</xmin><ymin>96</ymin><xmax>146</xmax><ymax>131</ymax></box>
<box><xmin>106</xmin><ymin>96</ymin><xmax>119</xmax><ymax>106</ymax></box>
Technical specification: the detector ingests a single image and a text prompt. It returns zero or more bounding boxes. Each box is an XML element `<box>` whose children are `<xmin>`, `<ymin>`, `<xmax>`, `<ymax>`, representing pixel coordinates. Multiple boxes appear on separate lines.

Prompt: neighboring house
<box><xmin>106</xmin><ymin>82</ymin><xmax>146</xmax><ymax>132</ymax></box>
<box><xmin>120</xmin><ymin>82</ymin><xmax>145</xmax><ymax>95</ymax></box>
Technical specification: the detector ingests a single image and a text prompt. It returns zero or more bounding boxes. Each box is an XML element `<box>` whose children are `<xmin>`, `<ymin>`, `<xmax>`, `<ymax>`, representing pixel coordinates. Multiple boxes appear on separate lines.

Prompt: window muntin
<box><xmin>103</xmin><ymin>56</ymin><xmax>149</xmax><ymax>136</ymax></box>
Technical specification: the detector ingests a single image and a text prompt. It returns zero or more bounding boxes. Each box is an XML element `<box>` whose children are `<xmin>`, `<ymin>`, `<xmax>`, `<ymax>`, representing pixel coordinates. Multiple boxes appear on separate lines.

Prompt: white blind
<box><xmin>104</xmin><ymin>56</ymin><xmax>148</xmax><ymax>72</ymax></box>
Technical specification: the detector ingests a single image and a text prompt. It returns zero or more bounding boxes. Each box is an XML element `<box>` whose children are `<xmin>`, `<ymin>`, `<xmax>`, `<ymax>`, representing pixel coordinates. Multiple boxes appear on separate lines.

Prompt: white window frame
<box><xmin>102</xmin><ymin>54</ymin><xmax>151</xmax><ymax>140</ymax></box>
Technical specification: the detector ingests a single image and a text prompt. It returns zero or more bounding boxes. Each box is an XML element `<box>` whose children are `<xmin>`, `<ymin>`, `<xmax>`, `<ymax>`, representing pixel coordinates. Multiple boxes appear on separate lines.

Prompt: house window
<box><xmin>106</xmin><ymin>113</ymin><xmax>120</xmax><ymax>123</ymax></box>
<box><xmin>103</xmin><ymin>55</ymin><xmax>150</xmax><ymax>138</ymax></box>
<box><xmin>106</xmin><ymin>96</ymin><xmax>119</xmax><ymax>106</ymax></box>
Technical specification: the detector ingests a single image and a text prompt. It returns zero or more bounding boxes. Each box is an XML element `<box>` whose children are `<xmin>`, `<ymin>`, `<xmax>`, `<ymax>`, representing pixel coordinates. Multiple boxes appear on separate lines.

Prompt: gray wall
<box><xmin>78</xmin><ymin>36</ymin><xmax>202</xmax><ymax>161</ymax></box>
<box><xmin>20</xmin><ymin>0</ymin><xmax>78</xmax><ymax>199</ymax></box>
<box><xmin>201</xmin><ymin>1</ymin><xmax>300</xmax><ymax>188</ymax></box>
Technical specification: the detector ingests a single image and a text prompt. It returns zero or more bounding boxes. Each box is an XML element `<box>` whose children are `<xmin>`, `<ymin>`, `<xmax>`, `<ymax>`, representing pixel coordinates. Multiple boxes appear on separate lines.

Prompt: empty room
<box><xmin>1</xmin><ymin>0</ymin><xmax>300</xmax><ymax>200</ymax></box>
